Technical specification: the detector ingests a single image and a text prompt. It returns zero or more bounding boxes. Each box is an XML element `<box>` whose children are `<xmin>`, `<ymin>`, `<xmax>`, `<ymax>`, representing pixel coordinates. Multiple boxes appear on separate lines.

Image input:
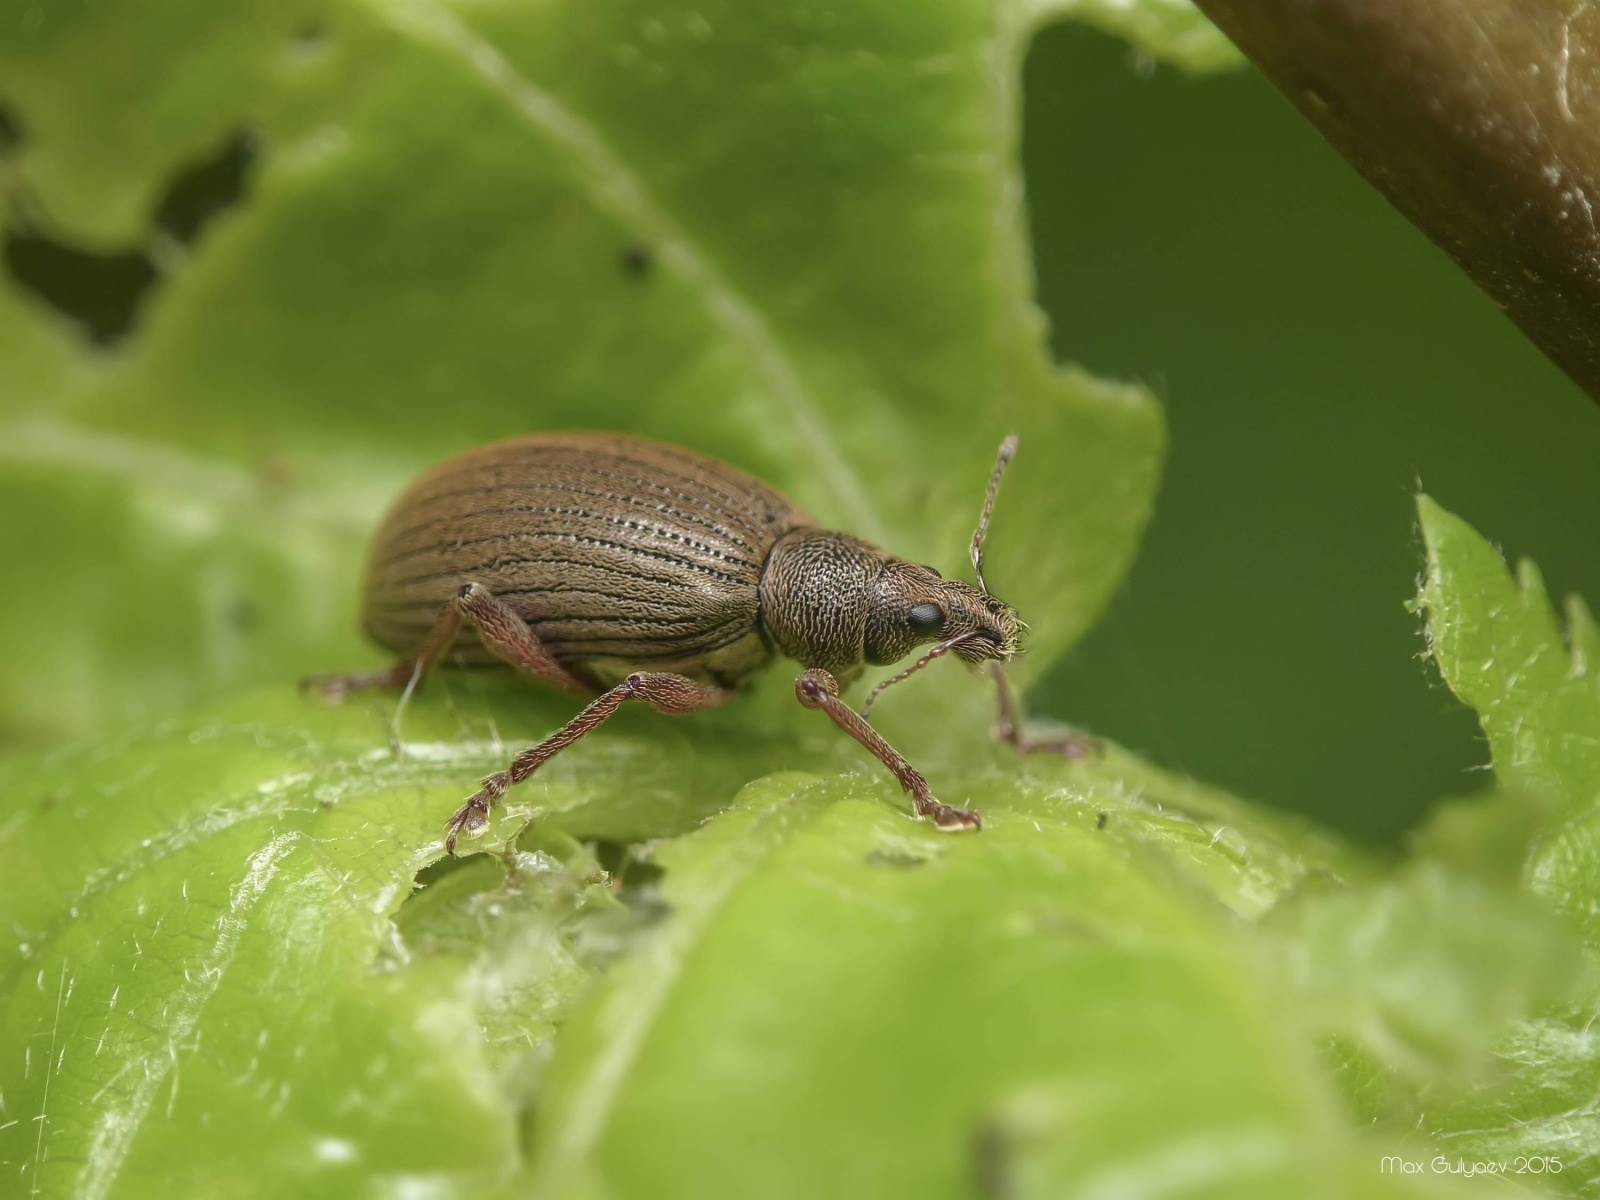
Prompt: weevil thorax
<box><xmin>758</xmin><ymin>529</ymin><xmax>1020</xmax><ymax>680</ymax></box>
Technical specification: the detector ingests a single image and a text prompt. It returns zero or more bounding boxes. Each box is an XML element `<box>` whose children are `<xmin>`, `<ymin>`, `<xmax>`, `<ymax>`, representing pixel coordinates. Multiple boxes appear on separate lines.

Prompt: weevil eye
<box><xmin>907</xmin><ymin>603</ymin><xmax>945</xmax><ymax>634</ymax></box>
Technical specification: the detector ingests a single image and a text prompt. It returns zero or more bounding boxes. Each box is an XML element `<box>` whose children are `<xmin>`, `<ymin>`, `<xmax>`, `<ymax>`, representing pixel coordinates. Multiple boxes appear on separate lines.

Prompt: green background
<box><xmin>1026</xmin><ymin>25</ymin><xmax>1600</xmax><ymax>844</ymax></box>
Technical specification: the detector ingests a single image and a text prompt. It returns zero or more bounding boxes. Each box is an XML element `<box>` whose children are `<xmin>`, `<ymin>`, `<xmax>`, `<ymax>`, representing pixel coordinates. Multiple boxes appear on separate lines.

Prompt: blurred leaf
<box><xmin>1031</xmin><ymin>0</ymin><xmax>1240</xmax><ymax>72</ymax></box>
<box><xmin>0</xmin><ymin>0</ymin><xmax>1200</xmax><ymax>745</ymax></box>
<box><xmin>1409</xmin><ymin>787</ymin><xmax>1557</xmax><ymax>889</ymax></box>
<box><xmin>1412</xmin><ymin>495</ymin><xmax>1600</xmax><ymax>1191</ymax></box>
<box><xmin>1270</xmin><ymin>863</ymin><xmax>1586</xmax><ymax>1086</ymax></box>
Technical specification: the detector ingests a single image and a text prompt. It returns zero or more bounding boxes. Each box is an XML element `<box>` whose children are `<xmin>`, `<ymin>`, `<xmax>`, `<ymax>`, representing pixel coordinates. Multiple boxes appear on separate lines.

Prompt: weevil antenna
<box><xmin>861</xmin><ymin>632</ymin><xmax>977</xmax><ymax>719</ymax></box>
<box><xmin>865</xmin><ymin>435</ymin><xmax>1021</xmax><ymax>719</ymax></box>
<box><xmin>970</xmin><ymin>434</ymin><xmax>1018</xmax><ymax>594</ymax></box>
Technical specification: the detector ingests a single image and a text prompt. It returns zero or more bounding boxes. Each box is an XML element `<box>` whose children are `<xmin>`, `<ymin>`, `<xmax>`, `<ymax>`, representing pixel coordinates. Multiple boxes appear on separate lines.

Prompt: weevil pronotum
<box><xmin>307</xmin><ymin>433</ymin><xmax>1096</xmax><ymax>852</ymax></box>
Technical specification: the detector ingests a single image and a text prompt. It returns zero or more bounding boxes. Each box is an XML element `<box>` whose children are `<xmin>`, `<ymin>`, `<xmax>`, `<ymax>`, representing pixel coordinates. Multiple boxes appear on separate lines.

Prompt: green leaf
<box><xmin>4</xmin><ymin>677</ymin><xmax>1515</xmax><ymax>1199</ymax></box>
<box><xmin>1269</xmin><ymin>862</ymin><xmax>1586</xmax><ymax>1087</ymax></box>
<box><xmin>526</xmin><ymin>768</ymin><xmax>1533</xmax><ymax>1200</ymax></box>
<box><xmin>1412</xmin><ymin>494</ymin><xmax>1600</xmax><ymax>1190</ymax></box>
<box><xmin>1415</xmin><ymin>495</ymin><xmax>1600</xmax><ymax>939</ymax></box>
<box><xmin>0</xmin><ymin>677</ymin><xmax>760</xmax><ymax>1198</ymax></box>
<box><xmin>0</xmin><ymin>0</ymin><xmax>1192</xmax><ymax>746</ymax></box>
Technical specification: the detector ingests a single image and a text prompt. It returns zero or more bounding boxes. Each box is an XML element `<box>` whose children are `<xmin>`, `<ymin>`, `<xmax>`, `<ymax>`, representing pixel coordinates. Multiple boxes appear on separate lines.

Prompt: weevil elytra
<box><xmin>307</xmin><ymin>432</ymin><xmax>1096</xmax><ymax>852</ymax></box>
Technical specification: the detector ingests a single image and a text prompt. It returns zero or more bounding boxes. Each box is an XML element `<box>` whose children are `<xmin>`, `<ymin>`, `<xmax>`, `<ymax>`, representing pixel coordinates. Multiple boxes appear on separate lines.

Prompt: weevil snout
<box><xmin>950</xmin><ymin>589</ymin><xmax>1022</xmax><ymax>664</ymax></box>
<box><xmin>856</xmin><ymin>572</ymin><xmax>1021</xmax><ymax>718</ymax></box>
<box><xmin>863</xmin><ymin>564</ymin><xmax>1020</xmax><ymax>666</ymax></box>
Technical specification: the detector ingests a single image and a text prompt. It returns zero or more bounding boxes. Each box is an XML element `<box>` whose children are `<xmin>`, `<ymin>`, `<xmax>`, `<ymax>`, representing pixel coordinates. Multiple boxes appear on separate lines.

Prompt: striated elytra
<box><xmin>308</xmin><ymin>432</ymin><xmax>1096</xmax><ymax>852</ymax></box>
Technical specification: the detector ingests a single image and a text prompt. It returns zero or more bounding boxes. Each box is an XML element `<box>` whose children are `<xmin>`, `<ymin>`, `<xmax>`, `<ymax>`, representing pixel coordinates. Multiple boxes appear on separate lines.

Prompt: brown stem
<box><xmin>1193</xmin><ymin>0</ymin><xmax>1600</xmax><ymax>404</ymax></box>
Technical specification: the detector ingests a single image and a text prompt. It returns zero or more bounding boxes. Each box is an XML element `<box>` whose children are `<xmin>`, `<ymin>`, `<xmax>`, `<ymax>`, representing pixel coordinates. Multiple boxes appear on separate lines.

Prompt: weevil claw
<box><xmin>444</xmin><ymin>792</ymin><xmax>492</xmax><ymax>856</ymax></box>
<box><xmin>926</xmin><ymin>802</ymin><xmax>982</xmax><ymax>832</ymax></box>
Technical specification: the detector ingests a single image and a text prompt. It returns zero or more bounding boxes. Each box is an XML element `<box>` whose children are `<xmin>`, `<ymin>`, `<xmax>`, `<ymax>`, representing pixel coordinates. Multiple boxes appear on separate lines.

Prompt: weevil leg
<box><xmin>451</xmin><ymin>582</ymin><xmax>595</xmax><ymax>696</ymax></box>
<box><xmin>303</xmin><ymin>581</ymin><xmax>592</xmax><ymax>703</ymax></box>
<box><xmin>990</xmin><ymin>664</ymin><xmax>1101</xmax><ymax>758</ymax></box>
<box><xmin>447</xmin><ymin>671</ymin><xmax>732</xmax><ymax>854</ymax></box>
<box><xmin>302</xmin><ymin>598</ymin><xmax>464</xmax><ymax>707</ymax></box>
<box><xmin>793</xmin><ymin>668</ymin><xmax>981</xmax><ymax>832</ymax></box>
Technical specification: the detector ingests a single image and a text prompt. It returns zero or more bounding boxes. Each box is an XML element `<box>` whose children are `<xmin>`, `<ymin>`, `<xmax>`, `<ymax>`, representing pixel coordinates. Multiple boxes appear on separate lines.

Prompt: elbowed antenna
<box><xmin>861</xmin><ymin>632</ymin><xmax>970</xmax><ymax>718</ymax></box>
<box><xmin>970</xmin><ymin>434</ymin><xmax>1018</xmax><ymax>595</ymax></box>
<box><xmin>859</xmin><ymin>435</ymin><xmax>1022</xmax><ymax>718</ymax></box>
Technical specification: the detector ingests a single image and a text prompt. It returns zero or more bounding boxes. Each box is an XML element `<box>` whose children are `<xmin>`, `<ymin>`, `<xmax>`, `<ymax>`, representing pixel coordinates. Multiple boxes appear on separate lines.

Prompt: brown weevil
<box><xmin>307</xmin><ymin>432</ymin><xmax>1095</xmax><ymax>852</ymax></box>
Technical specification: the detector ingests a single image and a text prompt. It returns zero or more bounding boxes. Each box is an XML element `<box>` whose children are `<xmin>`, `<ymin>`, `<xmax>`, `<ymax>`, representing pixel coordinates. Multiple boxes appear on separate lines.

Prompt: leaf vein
<box><xmin>79</xmin><ymin>833</ymin><xmax>299</xmax><ymax>1200</ymax></box>
<box><xmin>384</xmin><ymin>0</ymin><xmax>887</xmax><ymax>541</ymax></box>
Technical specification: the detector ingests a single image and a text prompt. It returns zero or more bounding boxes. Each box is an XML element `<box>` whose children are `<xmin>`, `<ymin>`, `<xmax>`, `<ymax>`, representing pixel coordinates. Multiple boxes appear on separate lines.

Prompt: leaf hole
<box><xmin>591</xmin><ymin>837</ymin><xmax>665</xmax><ymax>893</ymax></box>
<box><xmin>411</xmin><ymin>849</ymin><xmax>485</xmax><ymax>895</ymax></box>
<box><xmin>3</xmin><ymin>124</ymin><xmax>258</xmax><ymax>346</ymax></box>
<box><xmin>3</xmin><ymin>229</ymin><xmax>157</xmax><ymax>346</ymax></box>
<box><xmin>152</xmin><ymin>128</ymin><xmax>258</xmax><ymax>246</ymax></box>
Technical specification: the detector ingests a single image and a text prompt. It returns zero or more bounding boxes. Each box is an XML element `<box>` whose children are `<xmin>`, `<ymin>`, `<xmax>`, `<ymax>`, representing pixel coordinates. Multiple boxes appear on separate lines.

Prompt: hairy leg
<box><xmin>447</xmin><ymin>671</ymin><xmax>732</xmax><ymax>853</ymax></box>
<box><xmin>304</xmin><ymin>581</ymin><xmax>593</xmax><ymax>703</ymax></box>
<box><xmin>991</xmin><ymin>664</ymin><xmax>1100</xmax><ymax>758</ymax></box>
<box><xmin>794</xmin><ymin>667</ymin><xmax>981</xmax><ymax>831</ymax></box>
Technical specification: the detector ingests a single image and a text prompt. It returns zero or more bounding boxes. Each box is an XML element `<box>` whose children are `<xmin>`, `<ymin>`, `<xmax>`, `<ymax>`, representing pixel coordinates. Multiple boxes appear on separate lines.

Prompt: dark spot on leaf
<box><xmin>1095</xmin><ymin>810</ymin><xmax>1107</xmax><ymax>830</ymax></box>
<box><xmin>292</xmin><ymin>21</ymin><xmax>327</xmax><ymax>48</ymax></box>
<box><xmin>866</xmin><ymin>848</ymin><xmax>926</xmax><ymax>869</ymax></box>
<box><xmin>227</xmin><ymin>595</ymin><xmax>261</xmax><ymax>635</ymax></box>
<box><xmin>0</xmin><ymin>102</ymin><xmax>22</xmax><ymax>152</ymax></box>
<box><xmin>972</xmin><ymin>1120</ymin><xmax>1014</xmax><ymax>1200</ymax></box>
<box><xmin>621</xmin><ymin>242</ymin><xmax>653</xmax><ymax>279</ymax></box>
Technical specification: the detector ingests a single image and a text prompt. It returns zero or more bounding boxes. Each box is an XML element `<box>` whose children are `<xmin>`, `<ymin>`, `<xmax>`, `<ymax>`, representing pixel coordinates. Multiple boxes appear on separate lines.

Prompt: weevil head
<box><xmin>863</xmin><ymin>560</ymin><xmax>1021</xmax><ymax>666</ymax></box>
<box><xmin>757</xmin><ymin>532</ymin><xmax>1020</xmax><ymax>679</ymax></box>
<box><xmin>757</xmin><ymin>434</ymin><xmax>1024</xmax><ymax>685</ymax></box>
